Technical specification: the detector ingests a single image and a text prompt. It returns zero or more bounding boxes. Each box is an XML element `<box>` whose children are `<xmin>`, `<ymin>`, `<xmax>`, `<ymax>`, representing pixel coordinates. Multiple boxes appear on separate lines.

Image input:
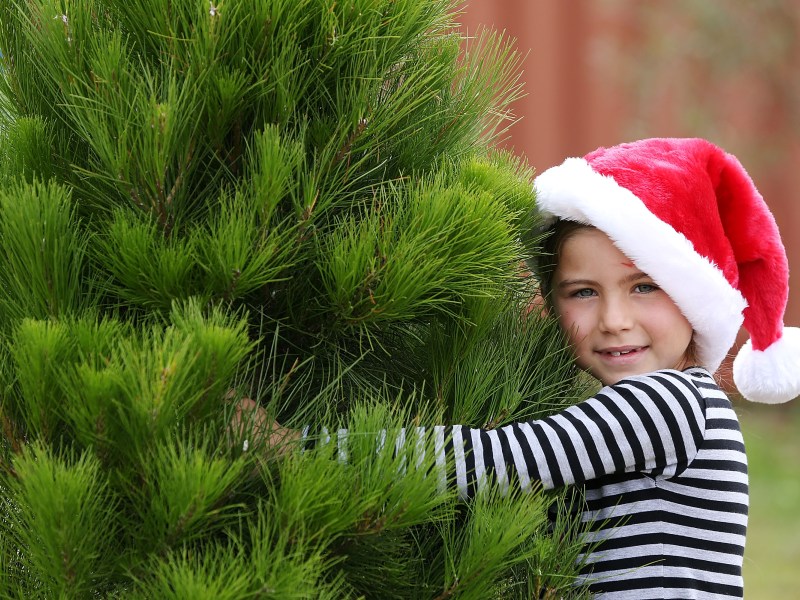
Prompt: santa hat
<box><xmin>534</xmin><ymin>137</ymin><xmax>800</xmax><ymax>404</ymax></box>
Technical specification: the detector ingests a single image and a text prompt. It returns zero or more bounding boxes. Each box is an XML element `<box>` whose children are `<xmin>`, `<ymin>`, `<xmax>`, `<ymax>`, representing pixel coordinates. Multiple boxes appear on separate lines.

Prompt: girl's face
<box><xmin>551</xmin><ymin>227</ymin><xmax>693</xmax><ymax>386</ymax></box>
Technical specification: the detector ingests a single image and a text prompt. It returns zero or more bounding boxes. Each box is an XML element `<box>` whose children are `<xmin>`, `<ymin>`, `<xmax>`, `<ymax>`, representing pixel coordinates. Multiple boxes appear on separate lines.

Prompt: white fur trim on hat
<box><xmin>534</xmin><ymin>157</ymin><xmax>747</xmax><ymax>374</ymax></box>
<box><xmin>733</xmin><ymin>327</ymin><xmax>800</xmax><ymax>403</ymax></box>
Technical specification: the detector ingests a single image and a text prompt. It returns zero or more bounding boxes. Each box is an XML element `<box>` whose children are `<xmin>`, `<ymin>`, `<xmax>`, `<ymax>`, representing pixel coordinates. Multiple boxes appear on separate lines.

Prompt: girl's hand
<box><xmin>229</xmin><ymin>396</ymin><xmax>300</xmax><ymax>454</ymax></box>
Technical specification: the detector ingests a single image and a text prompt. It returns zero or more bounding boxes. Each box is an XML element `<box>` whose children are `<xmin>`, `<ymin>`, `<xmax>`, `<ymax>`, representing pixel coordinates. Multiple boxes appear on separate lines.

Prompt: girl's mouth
<box><xmin>598</xmin><ymin>346</ymin><xmax>647</xmax><ymax>359</ymax></box>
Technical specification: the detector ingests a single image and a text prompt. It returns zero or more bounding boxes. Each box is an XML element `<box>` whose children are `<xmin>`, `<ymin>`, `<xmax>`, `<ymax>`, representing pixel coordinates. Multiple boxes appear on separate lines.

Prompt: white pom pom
<box><xmin>733</xmin><ymin>327</ymin><xmax>800</xmax><ymax>403</ymax></box>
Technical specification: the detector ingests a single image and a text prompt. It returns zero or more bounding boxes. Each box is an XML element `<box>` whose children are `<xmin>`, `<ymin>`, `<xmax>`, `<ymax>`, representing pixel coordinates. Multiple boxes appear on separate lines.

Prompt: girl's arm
<box><xmin>230</xmin><ymin>397</ymin><xmax>299</xmax><ymax>453</ymax></box>
<box><xmin>236</xmin><ymin>369</ymin><xmax>708</xmax><ymax>500</ymax></box>
<box><xmin>448</xmin><ymin>369</ymin><xmax>707</xmax><ymax>499</ymax></box>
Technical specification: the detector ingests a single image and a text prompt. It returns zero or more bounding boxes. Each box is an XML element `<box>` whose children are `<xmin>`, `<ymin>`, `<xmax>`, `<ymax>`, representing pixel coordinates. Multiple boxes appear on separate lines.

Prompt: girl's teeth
<box><xmin>610</xmin><ymin>350</ymin><xmax>633</xmax><ymax>356</ymax></box>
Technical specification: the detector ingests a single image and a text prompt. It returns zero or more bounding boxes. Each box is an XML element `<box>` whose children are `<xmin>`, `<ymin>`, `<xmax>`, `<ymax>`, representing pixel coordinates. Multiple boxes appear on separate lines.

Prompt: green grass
<box><xmin>737</xmin><ymin>400</ymin><xmax>800</xmax><ymax>599</ymax></box>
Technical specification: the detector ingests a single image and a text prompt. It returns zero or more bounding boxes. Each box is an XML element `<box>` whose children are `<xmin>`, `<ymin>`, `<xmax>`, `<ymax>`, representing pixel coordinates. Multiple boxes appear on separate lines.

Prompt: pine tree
<box><xmin>0</xmin><ymin>1</ymin><xmax>590</xmax><ymax>597</ymax></box>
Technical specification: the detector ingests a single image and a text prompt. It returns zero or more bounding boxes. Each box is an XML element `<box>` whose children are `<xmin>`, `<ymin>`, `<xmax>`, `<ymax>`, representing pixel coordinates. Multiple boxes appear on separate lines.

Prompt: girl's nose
<box><xmin>598</xmin><ymin>297</ymin><xmax>633</xmax><ymax>333</ymax></box>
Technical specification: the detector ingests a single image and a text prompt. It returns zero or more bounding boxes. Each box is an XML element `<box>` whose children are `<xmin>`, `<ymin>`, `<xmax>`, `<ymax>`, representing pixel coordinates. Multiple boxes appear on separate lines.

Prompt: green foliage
<box><xmin>0</xmin><ymin>0</ymin><xmax>590</xmax><ymax>597</ymax></box>
<box><xmin>98</xmin><ymin>211</ymin><xmax>198</xmax><ymax>311</ymax></box>
<box><xmin>426</xmin><ymin>300</ymin><xmax>588</xmax><ymax>426</ymax></box>
<box><xmin>0</xmin><ymin>117</ymin><xmax>59</xmax><ymax>183</ymax></box>
<box><xmin>502</xmin><ymin>493</ymin><xmax>597</xmax><ymax>600</ymax></box>
<box><xmin>5</xmin><ymin>302</ymin><xmax>250</xmax><ymax>454</ymax></box>
<box><xmin>318</xmin><ymin>176</ymin><xmax>521</xmax><ymax>327</ymax></box>
<box><xmin>3</xmin><ymin>443</ymin><xmax>119</xmax><ymax>598</ymax></box>
<box><xmin>0</xmin><ymin>179</ymin><xmax>90</xmax><ymax>328</ymax></box>
<box><xmin>437</xmin><ymin>487</ymin><xmax>548</xmax><ymax>600</ymax></box>
<box><xmin>133</xmin><ymin>433</ymin><xmax>248</xmax><ymax>553</ymax></box>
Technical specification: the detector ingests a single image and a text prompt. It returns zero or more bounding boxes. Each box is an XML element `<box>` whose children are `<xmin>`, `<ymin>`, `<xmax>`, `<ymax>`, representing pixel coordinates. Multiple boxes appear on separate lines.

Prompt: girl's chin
<box><xmin>588</xmin><ymin>365</ymin><xmax>655</xmax><ymax>387</ymax></box>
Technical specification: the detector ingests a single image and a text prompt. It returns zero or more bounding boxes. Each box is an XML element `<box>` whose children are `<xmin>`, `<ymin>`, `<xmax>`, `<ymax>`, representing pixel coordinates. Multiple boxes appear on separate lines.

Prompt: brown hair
<box><xmin>536</xmin><ymin>220</ymin><xmax>592</xmax><ymax>308</ymax></box>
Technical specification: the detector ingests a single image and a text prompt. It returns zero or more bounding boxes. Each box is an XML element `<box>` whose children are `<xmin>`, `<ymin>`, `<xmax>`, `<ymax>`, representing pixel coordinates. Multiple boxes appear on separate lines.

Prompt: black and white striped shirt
<box><xmin>447</xmin><ymin>367</ymin><xmax>747</xmax><ymax>599</ymax></box>
<box><xmin>312</xmin><ymin>367</ymin><xmax>748</xmax><ymax>598</ymax></box>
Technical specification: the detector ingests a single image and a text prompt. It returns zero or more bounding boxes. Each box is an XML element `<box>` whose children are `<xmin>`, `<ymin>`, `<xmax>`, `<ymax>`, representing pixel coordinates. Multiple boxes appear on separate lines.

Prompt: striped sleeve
<box><xmin>453</xmin><ymin>370</ymin><xmax>707</xmax><ymax>499</ymax></box>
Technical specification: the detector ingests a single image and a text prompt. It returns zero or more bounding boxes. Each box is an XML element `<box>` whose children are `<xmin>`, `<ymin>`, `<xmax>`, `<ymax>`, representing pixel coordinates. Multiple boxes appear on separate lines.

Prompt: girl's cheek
<box><xmin>556</xmin><ymin>306</ymin><xmax>577</xmax><ymax>334</ymax></box>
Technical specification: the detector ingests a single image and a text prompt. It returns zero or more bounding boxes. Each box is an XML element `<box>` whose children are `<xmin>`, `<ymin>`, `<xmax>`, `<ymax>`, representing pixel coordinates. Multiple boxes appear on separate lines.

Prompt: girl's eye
<box><xmin>634</xmin><ymin>283</ymin><xmax>658</xmax><ymax>294</ymax></box>
<box><xmin>573</xmin><ymin>288</ymin><xmax>596</xmax><ymax>298</ymax></box>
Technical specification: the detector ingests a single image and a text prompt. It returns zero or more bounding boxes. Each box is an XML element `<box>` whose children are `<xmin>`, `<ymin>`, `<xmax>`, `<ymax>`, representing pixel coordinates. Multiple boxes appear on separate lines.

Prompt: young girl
<box><xmin>239</xmin><ymin>138</ymin><xmax>800</xmax><ymax>598</ymax></box>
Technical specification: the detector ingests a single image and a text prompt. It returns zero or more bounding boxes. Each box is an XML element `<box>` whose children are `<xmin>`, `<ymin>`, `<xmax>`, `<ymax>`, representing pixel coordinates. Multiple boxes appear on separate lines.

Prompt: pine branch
<box><xmin>0</xmin><ymin>1</ymin><xmax>589</xmax><ymax>595</ymax></box>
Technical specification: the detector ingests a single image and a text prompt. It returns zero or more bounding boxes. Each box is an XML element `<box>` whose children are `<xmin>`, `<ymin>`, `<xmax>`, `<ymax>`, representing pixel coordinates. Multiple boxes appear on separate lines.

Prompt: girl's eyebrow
<box><xmin>557</xmin><ymin>278</ymin><xmax>596</xmax><ymax>289</ymax></box>
<box><xmin>557</xmin><ymin>272</ymin><xmax>650</xmax><ymax>289</ymax></box>
<box><xmin>624</xmin><ymin>271</ymin><xmax>650</xmax><ymax>283</ymax></box>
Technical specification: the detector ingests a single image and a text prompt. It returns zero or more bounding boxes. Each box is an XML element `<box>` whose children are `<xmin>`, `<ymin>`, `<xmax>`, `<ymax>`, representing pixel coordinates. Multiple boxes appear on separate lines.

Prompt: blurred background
<box><xmin>460</xmin><ymin>1</ymin><xmax>800</xmax><ymax>597</ymax></box>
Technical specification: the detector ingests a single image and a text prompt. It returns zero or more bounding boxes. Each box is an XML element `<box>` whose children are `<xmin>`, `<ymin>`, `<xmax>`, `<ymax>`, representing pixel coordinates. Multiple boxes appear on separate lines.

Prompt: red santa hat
<box><xmin>534</xmin><ymin>137</ymin><xmax>800</xmax><ymax>404</ymax></box>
